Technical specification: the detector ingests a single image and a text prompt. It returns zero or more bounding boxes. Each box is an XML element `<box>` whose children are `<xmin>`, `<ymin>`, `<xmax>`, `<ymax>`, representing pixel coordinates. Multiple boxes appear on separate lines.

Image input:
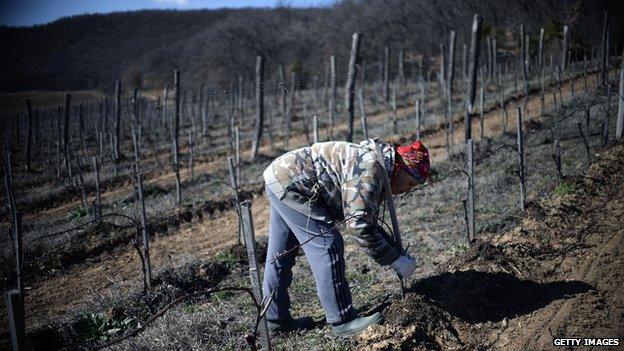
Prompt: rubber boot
<box><xmin>266</xmin><ymin>316</ymin><xmax>315</xmax><ymax>336</ymax></box>
<box><xmin>331</xmin><ymin>312</ymin><xmax>384</xmax><ymax>336</ymax></box>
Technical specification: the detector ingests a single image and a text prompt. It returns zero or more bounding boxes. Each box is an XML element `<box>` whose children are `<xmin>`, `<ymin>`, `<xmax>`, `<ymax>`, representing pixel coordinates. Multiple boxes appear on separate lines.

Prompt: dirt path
<box><xmin>5</xmin><ymin>71</ymin><xmax>599</xmax><ymax>333</ymax></box>
<box><xmin>360</xmin><ymin>142</ymin><xmax>624</xmax><ymax>350</ymax></box>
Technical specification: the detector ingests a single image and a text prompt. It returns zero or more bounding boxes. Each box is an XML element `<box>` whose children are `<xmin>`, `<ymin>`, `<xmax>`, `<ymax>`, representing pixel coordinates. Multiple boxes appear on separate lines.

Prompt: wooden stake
<box><xmin>24</xmin><ymin>100</ymin><xmax>33</xmax><ymax>172</ymax></box>
<box><xmin>251</xmin><ymin>55</ymin><xmax>265</xmax><ymax>160</ymax></box>
<box><xmin>330</xmin><ymin>55</ymin><xmax>337</xmax><ymax>139</ymax></box>
<box><xmin>467</xmin><ymin>139</ymin><xmax>475</xmax><ymax>242</ymax></box>
<box><xmin>603</xmin><ymin>85</ymin><xmax>611</xmax><ymax>146</ymax></box>
<box><xmin>137</xmin><ymin>170</ymin><xmax>152</xmax><ymax>290</ymax></box>
<box><xmin>92</xmin><ymin>156</ymin><xmax>102</xmax><ymax>223</ymax></box>
<box><xmin>617</xmin><ymin>69</ymin><xmax>624</xmax><ymax>139</ymax></box>
<box><xmin>415</xmin><ymin>98</ymin><xmax>421</xmax><ymax>140</ymax></box>
<box><xmin>313</xmin><ymin>115</ymin><xmax>319</xmax><ymax>143</ymax></box>
<box><xmin>479</xmin><ymin>85</ymin><xmax>484</xmax><ymax>140</ymax></box>
<box><xmin>517</xmin><ymin>107</ymin><xmax>525</xmax><ymax>210</ymax></box>
<box><xmin>465</xmin><ymin>14</ymin><xmax>483</xmax><ymax>142</ymax></box>
<box><xmin>173</xmin><ymin>70</ymin><xmax>182</xmax><ymax>205</ymax></box>
<box><xmin>345</xmin><ymin>33</ymin><xmax>361</xmax><ymax>142</ymax></box>
<box><xmin>240</xmin><ymin>201</ymin><xmax>271</xmax><ymax>350</ymax></box>
<box><xmin>5</xmin><ymin>289</ymin><xmax>25</xmax><ymax>351</ymax></box>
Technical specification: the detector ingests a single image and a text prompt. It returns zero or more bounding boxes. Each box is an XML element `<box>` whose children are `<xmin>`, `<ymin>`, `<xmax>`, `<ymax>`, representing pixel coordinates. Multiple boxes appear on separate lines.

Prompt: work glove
<box><xmin>391</xmin><ymin>254</ymin><xmax>416</xmax><ymax>278</ymax></box>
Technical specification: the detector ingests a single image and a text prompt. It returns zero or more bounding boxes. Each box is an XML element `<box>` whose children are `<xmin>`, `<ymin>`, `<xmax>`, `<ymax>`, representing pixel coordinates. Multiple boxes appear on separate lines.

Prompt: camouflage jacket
<box><xmin>263</xmin><ymin>139</ymin><xmax>400</xmax><ymax>265</ymax></box>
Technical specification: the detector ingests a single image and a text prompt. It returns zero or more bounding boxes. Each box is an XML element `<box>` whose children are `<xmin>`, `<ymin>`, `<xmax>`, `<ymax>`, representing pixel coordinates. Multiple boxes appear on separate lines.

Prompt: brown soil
<box><xmin>358</xmin><ymin>142</ymin><xmax>624</xmax><ymax>351</ymax></box>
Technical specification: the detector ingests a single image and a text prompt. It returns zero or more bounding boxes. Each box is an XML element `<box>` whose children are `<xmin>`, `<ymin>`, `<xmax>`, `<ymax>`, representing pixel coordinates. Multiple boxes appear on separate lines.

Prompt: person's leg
<box><xmin>262</xmin><ymin>195</ymin><xmax>300</xmax><ymax>321</ymax></box>
<box><xmin>268</xmin><ymin>196</ymin><xmax>357</xmax><ymax>324</ymax></box>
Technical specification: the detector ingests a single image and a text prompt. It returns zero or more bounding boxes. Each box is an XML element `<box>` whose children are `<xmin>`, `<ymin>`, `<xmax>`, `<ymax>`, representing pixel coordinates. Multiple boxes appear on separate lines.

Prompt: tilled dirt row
<box><xmin>359</xmin><ymin>142</ymin><xmax>624</xmax><ymax>351</ymax></box>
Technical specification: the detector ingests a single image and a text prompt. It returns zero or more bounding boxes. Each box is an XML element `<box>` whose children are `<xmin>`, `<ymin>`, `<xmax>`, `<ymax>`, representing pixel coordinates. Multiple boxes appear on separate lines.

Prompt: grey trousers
<box><xmin>262</xmin><ymin>188</ymin><xmax>356</xmax><ymax>324</ymax></box>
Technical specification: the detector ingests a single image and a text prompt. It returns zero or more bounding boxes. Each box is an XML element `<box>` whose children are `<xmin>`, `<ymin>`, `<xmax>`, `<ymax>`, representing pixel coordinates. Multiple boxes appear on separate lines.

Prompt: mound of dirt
<box><xmin>359</xmin><ymin>141</ymin><xmax>624</xmax><ymax>350</ymax></box>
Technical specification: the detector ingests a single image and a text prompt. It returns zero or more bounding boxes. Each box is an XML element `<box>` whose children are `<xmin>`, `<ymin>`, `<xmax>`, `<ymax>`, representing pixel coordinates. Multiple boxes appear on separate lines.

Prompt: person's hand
<box><xmin>391</xmin><ymin>254</ymin><xmax>416</xmax><ymax>278</ymax></box>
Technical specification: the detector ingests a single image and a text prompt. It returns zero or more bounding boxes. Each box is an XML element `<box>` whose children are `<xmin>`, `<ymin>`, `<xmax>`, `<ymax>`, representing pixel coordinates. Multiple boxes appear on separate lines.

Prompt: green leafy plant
<box><xmin>76</xmin><ymin>312</ymin><xmax>135</xmax><ymax>342</ymax></box>
<box><xmin>554</xmin><ymin>182</ymin><xmax>576</xmax><ymax>196</ymax></box>
<box><xmin>68</xmin><ymin>206</ymin><xmax>89</xmax><ymax>220</ymax></box>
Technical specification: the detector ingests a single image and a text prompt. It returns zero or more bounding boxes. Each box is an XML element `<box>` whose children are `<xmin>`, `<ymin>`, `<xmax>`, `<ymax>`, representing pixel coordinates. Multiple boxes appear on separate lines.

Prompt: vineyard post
<box><xmin>109</xmin><ymin>133</ymin><xmax>117</xmax><ymax>177</ymax></box>
<box><xmin>447</xmin><ymin>30</ymin><xmax>456</xmax><ymax>148</ymax></box>
<box><xmin>279</xmin><ymin>65</ymin><xmax>286</xmax><ymax>137</ymax></box>
<box><xmin>383</xmin><ymin>47</ymin><xmax>389</xmax><ymax>104</ymax></box>
<box><xmin>5</xmin><ymin>289</ymin><xmax>25</xmax><ymax>351</ymax></box>
<box><xmin>358</xmin><ymin>89</ymin><xmax>369</xmax><ymax>140</ymax></box>
<box><xmin>345</xmin><ymin>32</ymin><xmax>361</xmax><ymax>143</ymax></box>
<box><xmin>132</xmin><ymin>125</ymin><xmax>141</xmax><ymax>172</ymax></box>
<box><xmin>235</xmin><ymin>126</ymin><xmax>240</xmax><ymax>183</ymax></box>
<box><xmin>581</xmin><ymin>107</ymin><xmax>591</xmax><ymax>166</ymax></box>
<box><xmin>600</xmin><ymin>11</ymin><xmax>609</xmax><ymax>86</ymax></box>
<box><xmin>313</xmin><ymin>115</ymin><xmax>319</xmax><ymax>143</ymax></box>
<box><xmin>114</xmin><ymin>81</ymin><xmax>122</xmax><ymax>160</ymax></box>
<box><xmin>555</xmin><ymin>67</ymin><xmax>564</xmax><ymax>112</ymax></box>
<box><xmin>616</xmin><ymin>68</ymin><xmax>624</xmax><ymax>139</ymax></box>
<box><xmin>465</xmin><ymin>14</ymin><xmax>483</xmax><ymax>142</ymax></box>
<box><xmin>313</xmin><ymin>75</ymin><xmax>319</xmax><ymax>109</ymax></box>
<box><xmin>415</xmin><ymin>98</ymin><xmax>421</xmax><ymax>140</ymax></box>
<box><xmin>63</xmin><ymin>93</ymin><xmax>72</xmax><ymax>185</ymax></box>
<box><xmin>513</xmin><ymin>62</ymin><xmax>519</xmax><ymax>95</ymax></box>
<box><xmin>189</xmin><ymin>130</ymin><xmax>195</xmax><ymax>181</ymax></box>
<box><xmin>330</xmin><ymin>55</ymin><xmax>337</xmax><ymax>139</ymax></box>
<box><xmin>137</xmin><ymin>170</ymin><xmax>152</xmax><ymax>290</ymax></box>
<box><xmin>539</xmin><ymin>28</ymin><xmax>545</xmax><ymax>117</ymax></box>
<box><xmin>561</xmin><ymin>25</ymin><xmax>569</xmax><ymax>72</ymax></box>
<box><xmin>72</xmin><ymin>148</ymin><xmax>88</xmax><ymax>209</ymax></box>
<box><xmin>302</xmin><ymin>102</ymin><xmax>310</xmax><ymax>143</ymax></box>
<box><xmin>517</xmin><ymin>107</ymin><xmax>526</xmax><ymax>210</ymax></box>
<box><xmin>251</xmin><ymin>55</ymin><xmax>265</xmax><ymax>160</ymax></box>
<box><xmin>486</xmin><ymin>36</ymin><xmax>492</xmax><ymax>82</ymax></box>
<box><xmin>492</xmin><ymin>38</ymin><xmax>498</xmax><ymax>84</ymax></box>
<box><xmin>79</xmin><ymin>104</ymin><xmax>88</xmax><ymax>165</ymax></box>
<box><xmin>238</xmin><ymin>76</ymin><xmax>244</xmax><ymax>126</ymax></box>
<box><xmin>391</xmin><ymin>87</ymin><xmax>398</xmax><ymax>134</ymax></box>
<box><xmin>267</xmin><ymin>99</ymin><xmax>275</xmax><ymax>152</ymax></box>
<box><xmin>24</xmin><ymin>100</ymin><xmax>33</xmax><ymax>172</ymax></box>
<box><xmin>174</xmin><ymin>69</ymin><xmax>182</xmax><ymax>205</ymax></box>
<box><xmin>398</xmin><ymin>48</ymin><xmax>405</xmax><ymax>97</ymax></box>
<box><xmin>462</xmin><ymin>43</ymin><xmax>468</xmax><ymax>84</ymax></box>
<box><xmin>479</xmin><ymin>85</ymin><xmax>484</xmax><ymax>140</ymax></box>
<box><xmin>163</xmin><ymin>85</ymin><xmax>169</xmax><ymax>132</ymax></box>
<box><xmin>467</xmin><ymin>139</ymin><xmax>475</xmax><ymax>243</ymax></box>
<box><xmin>551</xmin><ymin>89</ymin><xmax>562</xmax><ymax>180</ymax></box>
<box><xmin>98</xmin><ymin>128</ymin><xmax>104</xmax><ymax>162</ymax></box>
<box><xmin>240</xmin><ymin>201</ymin><xmax>272</xmax><ymax>351</ymax></box>
<box><xmin>56</xmin><ymin>108</ymin><xmax>62</xmax><ymax>179</ymax></box>
<box><xmin>92</xmin><ymin>156</ymin><xmax>102</xmax><ymax>223</ymax></box>
<box><xmin>55</xmin><ymin>141</ymin><xmax>61</xmax><ymax>180</ymax></box>
<box><xmin>439</xmin><ymin>43</ymin><xmax>446</xmax><ymax>101</ymax></box>
<box><xmin>603</xmin><ymin>85</ymin><xmax>611</xmax><ymax>146</ymax></box>
<box><xmin>583</xmin><ymin>54</ymin><xmax>588</xmax><ymax>92</ymax></box>
<box><xmin>520</xmin><ymin>25</ymin><xmax>529</xmax><ymax>112</ymax></box>
<box><xmin>285</xmin><ymin>72</ymin><xmax>295</xmax><ymax>148</ymax></box>
<box><xmin>228</xmin><ymin>156</ymin><xmax>244</xmax><ymax>246</ymax></box>
<box><xmin>4</xmin><ymin>152</ymin><xmax>24</xmax><ymax>312</ymax></box>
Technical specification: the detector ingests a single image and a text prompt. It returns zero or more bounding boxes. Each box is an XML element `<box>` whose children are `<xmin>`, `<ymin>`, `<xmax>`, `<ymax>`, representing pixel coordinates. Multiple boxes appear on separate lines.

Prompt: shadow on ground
<box><xmin>407</xmin><ymin>270</ymin><xmax>593</xmax><ymax>323</ymax></box>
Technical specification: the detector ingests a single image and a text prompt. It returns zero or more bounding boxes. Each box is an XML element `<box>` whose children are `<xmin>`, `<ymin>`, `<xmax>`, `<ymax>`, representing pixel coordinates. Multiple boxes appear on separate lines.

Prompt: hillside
<box><xmin>1</xmin><ymin>0</ymin><xmax>619</xmax><ymax>93</ymax></box>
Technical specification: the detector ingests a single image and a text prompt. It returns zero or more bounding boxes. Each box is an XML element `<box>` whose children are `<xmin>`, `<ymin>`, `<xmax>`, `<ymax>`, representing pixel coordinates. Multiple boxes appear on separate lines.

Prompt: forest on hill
<box><xmin>0</xmin><ymin>0</ymin><xmax>620</xmax><ymax>93</ymax></box>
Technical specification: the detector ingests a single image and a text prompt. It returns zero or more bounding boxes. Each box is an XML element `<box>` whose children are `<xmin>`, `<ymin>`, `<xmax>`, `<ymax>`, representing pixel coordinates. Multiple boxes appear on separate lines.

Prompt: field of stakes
<box><xmin>1</xmin><ymin>14</ymin><xmax>623</xmax><ymax>349</ymax></box>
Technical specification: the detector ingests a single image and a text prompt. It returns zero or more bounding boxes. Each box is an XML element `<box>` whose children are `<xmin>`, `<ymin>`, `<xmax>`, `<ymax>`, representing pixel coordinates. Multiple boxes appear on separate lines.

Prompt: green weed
<box><xmin>554</xmin><ymin>182</ymin><xmax>576</xmax><ymax>196</ymax></box>
<box><xmin>75</xmin><ymin>312</ymin><xmax>135</xmax><ymax>342</ymax></box>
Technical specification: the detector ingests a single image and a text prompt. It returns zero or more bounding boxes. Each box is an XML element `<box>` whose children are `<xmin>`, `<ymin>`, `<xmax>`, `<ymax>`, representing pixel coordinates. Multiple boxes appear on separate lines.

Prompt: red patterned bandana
<box><xmin>393</xmin><ymin>140</ymin><xmax>430</xmax><ymax>183</ymax></box>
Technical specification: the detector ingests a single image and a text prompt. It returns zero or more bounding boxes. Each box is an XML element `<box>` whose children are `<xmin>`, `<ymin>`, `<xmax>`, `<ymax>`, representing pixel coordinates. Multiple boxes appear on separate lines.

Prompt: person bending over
<box><xmin>262</xmin><ymin>138</ymin><xmax>430</xmax><ymax>336</ymax></box>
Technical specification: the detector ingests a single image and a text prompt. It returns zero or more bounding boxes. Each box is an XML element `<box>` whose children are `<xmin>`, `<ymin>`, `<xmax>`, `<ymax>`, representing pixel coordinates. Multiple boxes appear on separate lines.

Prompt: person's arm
<box><xmin>341</xmin><ymin>163</ymin><xmax>400</xmax><ymax>265</ymax></box>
